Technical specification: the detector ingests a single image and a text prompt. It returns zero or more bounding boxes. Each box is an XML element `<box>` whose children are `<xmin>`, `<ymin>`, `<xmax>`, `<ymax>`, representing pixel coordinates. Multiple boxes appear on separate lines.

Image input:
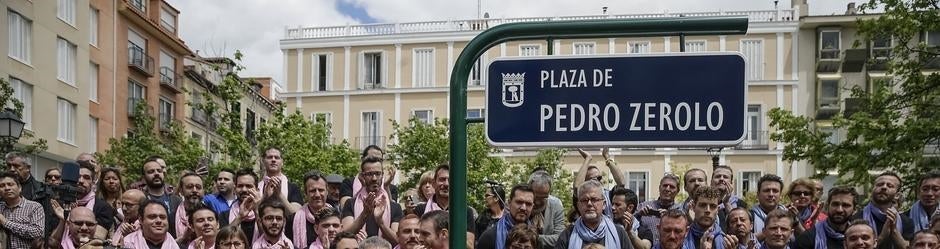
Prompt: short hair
<box><xmin>360</xmin><ymin>156</ymin><xmax>383</xmax><ymax>171</ymax></box>
<box><xmin>509</xmin><ymin>184</ymin><xmax>534</xmax><ymax>202</ymax></box>
<box><xmin>361</xmin><ymin>145</ymin><xmax>384</xmax><ymax>159</ymax></box>
<box><xmin>304</xmin><ymin>170</ymin><xmax>326</xmax><ymax>187</ymax></box>
<box><xmin>235</xmin><ymin>168</ymin><xmax>258</xmax><ymax>183</ymax></box>
<box><xmin>4</xmin><ymin>152</ymin><xmax>29</xmax><ymax>166</ymax></box>
<box><xmin>660</xmin><ymin>209</ymin><xmax>691</xmax><ymax>226</ymax></box>
<box><xmin>180</xmin><ymin>172</ymin><xmax>202</xmax><ymax>183</ymax></box>
<box><xmin>920</xmin><ymin>170</ymin><xmax>940</xmax><ymax>190</ymax></box>
<box><xmin>577</xmin><ymin>180</ymin><xmax>603</xmax><ymax>197</ymax></box>
<box><xmin>0</xmin><ymin>172</ymin><xmax>19</xmax><ymax>186</ymax></box>
<box><xmin>609</xmin><ymin>186</ymin><xmax>638</xmax><ymax>207</ymax></box>
<box><xmin>262</xmin><ymin>147</ymin><xmax>282</xmax><ymax>157</ymax></box>
<box><xmin>331</xmin><ymin>231</ymin><xmax>359</xmax><ymax>249</ymax></box>
<box><xmin>434</xmin><ymin>164</ymin><xmax>450</xmax><ymax>178</ymax></box>
<box><xmin>257</xmin><ymin>196</ymin><xmax>287</xmax><ymax>217</ymax></box>
<box><xmin>765</xmin><ymin>209</ymin><xmax>793</xmax><ymax>225</ymax></box>
<box><xmin>187</xmin><ymin>203</ymin><xmax>217</xmax><ymax>225</ymax></box>
<box><xmin>786</xmin><ymin>178</ymin><xmax>818</xmax><ymax>201</ymax></box>
<box><xmin>400</xmin><ymin>214</ymin><xmax>420</xmax><ymax>222</ymax></box>
<box><xmin>217</xmin><ymin>168</ymin><xmax>236</xmax><ymax>178</ymax></box>
<box><xmin>827</xmin><ymin>186</ymin><xmax>859</xmax><ymax>207</ymax></box>
<box><xmin>488</xmin><ymin>184</ymin><xmax>507</xmax><ymax>209</ymax></box>
<box><xmin>911</xmin><ymin>230</ymin><xmax>940</xmax><ymax>247</ymax></box>
<box><xmin>757</xmin><ymin>174</ymin><xmax>784</xmax><ymax>191</ymax></box>
<box><xmin>359</xmin><ymin>236</ymin><xmax>392</xmax><ymax>249</ymax></box>
<box><xmin>846</xmin><ymin>219</ymin><xmax>875</xmax><ymax>235</ymax></box>
<box><xmin>876</xmin><ymin>172</ymin><xmax>902</xmax><ymax>184</ymax></box>
<box><xmin>713</xmin><ymin>165</ymin><xmax>734</xmax><ymax>180</ymax></box>
<box><xmin>214</xmin><ymin>225</ymin><xmax>248</xmax><ymax>249</ymax></box>
<box><xmin>528</xmin><ymin>171</ymin><xmax>553</xmax><ymax>188</ymax></box>
<box><xmin>684</xmin><ymin>169</ymin><xmax>706</xmax><ymax>182</ymax></box>
<box><xmin>139</xmin><ymin>199</ymin><xmax>169</xmax><ymax>218</ymax></box>
<box><xmin>315</xmin><ymin>208</ymin><xmax>341</xmax><ymax>225</ymax></box>
<box><xmin>661</xmin><ymin>174</ymin><xmax>681</xmax><ymax>188</ymax></box>
<box><xmin>420</xmin><ymin>210</ymin><xmax>449</xmax><ymax>232</ymax></box>
<box><xmin>505</xmin><ymin>223</ymin><xmax>539</xmax><ymax>249</ymax></box>
<box><xmin>691</xmin><ymin>185</ymin><xmax>723</xmax><ymax>203</ymax></box>
<box><xmin>142</xmin><ymin>156</ymin><xmax>163</xmax><ymax>175</ymax></box>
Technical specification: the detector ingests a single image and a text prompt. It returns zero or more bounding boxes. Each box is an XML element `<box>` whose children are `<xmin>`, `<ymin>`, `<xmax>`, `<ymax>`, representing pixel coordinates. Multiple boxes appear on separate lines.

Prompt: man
<box><xmin>762</xmin><ymin>209</ymin><xmax>793</xmax><ymax>249</ymax></box>
<box><xmin>70</xmin><ymin>162</ymin><xmax>117</xmax><ymax>237</ymax></box>
<box><xmin>205</xmin><ymin>169</ymin><xmax>238</xmax><ymax>214</ymax></box>
<box><xmin>685</xmin><ymin>186</ymin><xmax>736</xmax><ymax>249</ymax></box>
<box><xmin>187</xmin><ymin>204</ymin><xmax>220</xmax><ymax>249</ymax></box>
<box><xmin>908</xmin><ymin>231</ymin><xmax>940</xmax><ymax>249</ymax></box>
<box><xmin>254</xmin><ymin>197</ymin><xmax>293</xmax><ymax>248</ymax></box>
<box><xmin>726</xmin><ymin>208</ymin><xmax>757</xmax><ymax>249</ymax></box>
<box><xmin>573</xmin><ymin>148</ymin><xmax>626</xmax><ymax>217</ymax></box>
<box><xmin>312</xmin><ymin>209</ymin><xmax>342</xmax><ymax>249</ymax></box>
<box><xmin>751</xmin><ymin>174</ymin><xmax>785</xmax><ymax>239</ymax></box>
<box><xmin>844</xmin><ymin>220</ymin><xmax>878</xmax><ymax>249</ymax></box>
<box><xmin>712</xmin><ymin>166</ymin><xmax>747</xmax><ymax>228</ymax></box>
<box><xmin>219</xmin><ymin>168</ymin><xmax>261</xmax><ymax>244</ymax></box>
<box><xmin>679</xmin><ymin>169</ymin><xmax>708</xmax><ymax>213</ymax></box>
<box><xmin>556</xmin><ymin>180</ymin><xmax>633</xmax><ymax>249</ymax></box>
<box><xmin>259</xmin><ymin>147</ymin><xmax>305</xmax><ymax>211</ymax></box>
<box><xmin>413</xmin><ymin>165</ymin><xmax>474</xmax><ymax>230</ymax></box>
<box><xmin>528</xmin><ymin>170</ymin><xmax>566</xmax><ymax>248</ymax></box>
<box><xmin>112</xmin><ymin>189</ymin><xmax>147</xmax><ymax>244</ymax></box>
<box><xmin>419</xmin><ymin>210</ymin><xmax>450</xmax><ymax>249</ymax></box>
<box><xmin>288</xmin><ymin>171</ymin><xmax>336</xmax><ymax>249</ymax></box>
<box><xmin>905</xmin><ymin>170</ymin><xmax>940</xmax><ymax>232</ymax></box>
<box><xmin>637</xmin><ymin>174</ymin><xmax>682</xmax><ymax>242</ymax></box>
<box><xmin>0</xmin><ymin>171</ymin><xmax>44</xmax><ymax>248</ymax></box>
<box><xmin>333</xmin><ymin>231</ymin><xmax>360</xmax><ymax>249</ymax></box>
<box><xmin>477</xmin><ymin>184</ymin><xmax>535</xmax><ymax>249</ymax></box>
<box><xmin>656</xmin><ymin>209</ymin><xmax>690</xmax><ymax>249</ymax></box>
<box><xmin>343</xmin><ymin>156</ymin><xmax>403</xmax><ymax>243</ymax></box>
<box><xmin>130</xmin><ymin>155</ymin><xmax>173</xmax><ymax>193</ymax></box>
<box><xmin>361</xmin><ymin>236</ymin><xmax>393</xmax><ymax>249</ymax></box>
<box><xmin>140</xmin><ymin>156</ymin><xmax>174</xmax><ymax>208</ymax></box>
<box><xmin>326</xmin><ymin>174</ymin><xmax>345</xmax><ymax>208</ymax></box>
<box><xmin>123</xmin><ymin>200</ymin><xmax>179</xmax><ymax>249</ymax></box>
<box><xmin>53</xmin><ymin>207</ymin><xmax>98</xmax><ymax>248</ymax></box>
<box><xmin>610</xmin><ymin>186</ymin><xmax>651</xmax><ymax>249</ymax></box>
<box><xmin>854</xmin><ymin>172</ymin><xmax>913</xmax><ymax>249</ymax></box>
<box><xmin>171</xmin><ymin>172</ymin><xmax>204</xmax><ymax>238</ymax></box>
<box><xmin>396</xmin><ymin>215</ymin><xmax>422</xmax><ymax>249</ymax></box>
<box><xmin>5</xmin><ymin>152</ymin><xmax>43</xmax><ymax>200</ymax></box>
<box><xmin>795</xmin><ymin>186</ymin><xmax>860</xmax><ymax>249</ymax></box>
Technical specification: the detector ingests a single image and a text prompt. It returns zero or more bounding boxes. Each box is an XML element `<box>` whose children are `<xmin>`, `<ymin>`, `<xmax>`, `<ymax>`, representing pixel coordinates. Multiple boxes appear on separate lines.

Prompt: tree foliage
<box><xmin>255</xmin><ymin>108</ymin><xmax>360</xmax><ymax>185</ymax></box>
<box><xmin>769</xmin><ymin>0</ymin><xmax>940</xmax><ymax>197</ymax></box>
<box><xmin>0</xmin><ymin>78</ymin><xmax>48</xmax><ymax>156</ymax></box>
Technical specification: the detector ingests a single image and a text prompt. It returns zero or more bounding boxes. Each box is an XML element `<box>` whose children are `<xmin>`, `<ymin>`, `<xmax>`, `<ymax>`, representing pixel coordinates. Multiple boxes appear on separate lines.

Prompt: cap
<box><xmin>325</xmin><ymin>174</ymin><xmax>344</xmax><ymax>184</ymax></box>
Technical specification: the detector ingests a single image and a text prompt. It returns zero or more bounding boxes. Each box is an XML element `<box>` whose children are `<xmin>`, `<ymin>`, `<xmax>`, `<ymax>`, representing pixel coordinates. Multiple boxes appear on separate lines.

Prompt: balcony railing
<box><xmin>285</xmin><ymin>9</ymin><xmax>796</xmax><ymax>40</ymax></box>
<box><xmin>128</xmin><ymin>0</ymin><xmax>146</xmax><ymax>13</ymax></box>
<box><xmin>361</xmin><ymin>82</ymin><xmax>384</xmax><ymax>90</ymax></box>
<box><xmin>129</xmin><ymin>45</ymin><xmax>154</xmax><ymax>76</ymax></box>
<box><xmin>160</xmin><ymin>67</ymin><xmax>181</xmax><ymax>92</ymax></box>
<box><xmin>820</xmin><ymin>48</ymin><xmax>841</xmax><ymax>60</ymax></box>
<box><xmin>356</xmin><ymin>136</ymin><xmax>386</xmax><ymax>150</ymax></box>
<box><xmin>737</xmin><ymin>131</ymin><xmax>770</xmax><ymax>149</ymax></box>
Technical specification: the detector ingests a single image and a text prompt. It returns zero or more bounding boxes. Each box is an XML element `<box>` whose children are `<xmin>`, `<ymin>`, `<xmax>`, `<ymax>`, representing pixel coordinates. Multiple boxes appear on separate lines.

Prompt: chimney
<box><xmin>845</xmin><ymin>2</ymin><xmax>857</xmax><ymax>15</ymax></box>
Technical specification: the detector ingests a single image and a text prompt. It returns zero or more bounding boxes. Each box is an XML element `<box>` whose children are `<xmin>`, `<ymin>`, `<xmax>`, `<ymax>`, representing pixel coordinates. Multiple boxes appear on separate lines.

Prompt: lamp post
<box><xmin>0</xmin><ymin>108</ymin><xmax>26</xmax><ymax>153</ymax></box>
<box><xmin>707</xmin><ymin>147</ymin><xmax>723</xmax><ymax>170</ymax></box>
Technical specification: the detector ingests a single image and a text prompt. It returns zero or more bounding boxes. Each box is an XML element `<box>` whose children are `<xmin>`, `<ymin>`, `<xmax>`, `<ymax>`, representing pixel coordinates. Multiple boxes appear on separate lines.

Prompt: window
<box><xmin>314</xmin><ymin>54</ymin><xmax>331</xmax><ymax>91</ymax></box>
<box><xmin>246</xmin><ymin>109</ymin><xmax>256</xmax><ymax>142</ymax></box>
<box><xmin>467</xmin><ymin>108</ymin><xmax>485</xmax><ymax>119</ymax></box>
<box><xmin>57</xmin><ymin>0</ymin><xmax>76</xmax><ymax>25</ymax></box>
<box><xmin>128</xmin><ymin>30</ymin><xmax>147</xmax><ymax>71</ymax></box>
<box><xmin>361</xmin><ymin>52</ymin><xmax>383</xmax><ymax>89</ymax></box>
<box><xmin>9</xmin><ymin>78</ymin><xmax>32</xmax><ymax>129</ymax></box>
<box><xmin>741</xmin><ymin>40</ymin><xmax>764</xmax><ymax>81</ymax></box>
<box><xmin>469</xmin><ymin>58</ymin><xmax>487</xmax><ymax>86</ymax></box>
<box><xmin>57</xmin><ymin>98</ymin><xmax>76</xmax><ymax>143</ymax></box>
<box><xmin>158</xmin><ymin>98</ymin><xmax>174</xmax><ymax>130</ymax></box>
<box><xmin>90</xmin><ymin>63</ymin><xmax>98</xmax><ymax>101</ymax></box>
<box><xmin>871</xmin><ymin>37</ymin><xmax>892</xmax><ymax>59</ymax></box>
<box><xmin>128</xmin><ymin>81</ymin><xmax>146</xmax><ymax>113</ymax></box>
<box><xmin>159</xmin><ymin>7</ymin><xmax>176</xmax><ymax>33</ymax></box>
<box><xmin>573</xmin><ymin>43</ymin><xmax>595</xmax><ymax>55</ymax></box>
<box><xmin>8</xmin><ymin>10</ymin><xmax>31</xmax><ymax>63</ymax></box>
<box><xmin>191</xmin><ymin>91</ymin><xmax>206</xmax><ymax>124</ymax></box>
<box><xmin>191</xmin><ymin>132</ymin><xmax>203</xmax><ymax>145</ymax></box>
<box><xmin>413</xmin><ymin>110</ymin><xmax>433</xmax><ymax>124</ymax></box>
<box><xmin>627</xmin><ymin>41</ymin><xmax>650</xmax><ymax>54</ymax></box>
<box><xmin>820</xmin><ymin>127</ymin><xmax>845</xmax><ymax>144</ymax></box>
<box><xmin>413</xmin><ymin>48</ymin><xmax>434</xmax><ymax>87</ymax></box>
<box><xmin>819</xmin><ymin>80</ymin><xmax>839</xmax><ymax>107</ymax></box>
<box><xmin>739</xmin><ymin>171</ymin><xmax>762</xmax><ymax>195</ymax></box>
<box><xmin>129</xmin><ymin>0</ymin><xmax>146</xmax><ymax>13</ymax></box>
<box><xmin>312</xmin><ymin>112</ymin><xmax>333</xmax><ymax>125</ymax></box>
<box><xmin>361</xmin><ymin>112</ymin><xmax>381</xmax><ymax>150</ymax></box>
<box><xmin>57</xmin><ymin>38</ymin><xmax>77</xmax><ymax>85</ymax></box>
<box><xmin>745</xmin><ymin>105</ymin><xmax>762</xmax><ymax>146</ymax></box>
<box><xmin>520</xmin><ymin>45</ymin><xmax>541</xmax><ymax>56</ymax></box>
<box><xmin>160</xmin><ymin>51</ymin><xmax>176</xmax><ymax>85</ymax></box>
<box><xmin>89</xmin><ymin>8</ymin><xmax>98</xmax><ymax>46</ymax></box>
<box><xmin>927</xmin><ymin>31</ymin><xmax>940</xmax><ymax>47</ymax></box>
<box><xmin>89</xmin><ymin>117</ymin><xmax>98</xmax><ymax>153</ymax></box>
<box><xmin>628</xmin><ymin>172</ymin><xmax>648</xmax><ymax>202</ymax></box>
<box><xmin>685</xmin><ymin>41</ymin><xmax>706</xmax><ymax>52</ymax></box>
<box><xmin>820</xmin><ymin>31</ymin><xmax>841</xmax><ymax>60</ymax></box>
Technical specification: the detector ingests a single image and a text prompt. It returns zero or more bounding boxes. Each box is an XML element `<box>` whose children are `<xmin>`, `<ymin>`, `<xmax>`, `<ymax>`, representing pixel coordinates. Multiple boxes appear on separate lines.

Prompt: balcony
<box><xmin>361</xmin><ymin>82</ymin><xmax>384</xmax><ymax>90</ymax></box>
<box><xmin>129</xmin><ymin>45</ymin><xmax>154</xmax><ymax>76</ymax></box>
<box><xmin>816</xmin><ymin>97</ymin><xmax>840</xmax><ymax>120</ymax></box>
<box><xmin>160</xmin><ymin>67</ymin><xmax>182</xmax><ymax>93</ymax></box>
<box><xmin>737</xmin><ymin>131</ymin><xmax>770</xmax><ymax>150</ymax></box>
<box><xmin>356</xmin><ymin>136</ymin><xmax>386</xmax><ymax>150</ymax></box>
<box><xmin>816</xmin><ymin>48</ymin><xmax>842</xmax><ymax>73</ymax></box>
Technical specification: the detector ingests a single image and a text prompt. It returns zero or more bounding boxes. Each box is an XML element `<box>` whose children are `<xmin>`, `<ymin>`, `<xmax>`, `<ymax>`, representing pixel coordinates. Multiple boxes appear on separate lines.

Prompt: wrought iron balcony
<box><xmin>128</xmin><ymin>45</ymin><xmax>154</xmax><ymax>76</ymax></box>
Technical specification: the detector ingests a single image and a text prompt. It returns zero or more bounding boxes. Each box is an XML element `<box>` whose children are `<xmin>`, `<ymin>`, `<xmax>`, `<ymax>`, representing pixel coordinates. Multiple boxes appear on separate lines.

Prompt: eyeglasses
<box><xmin>579</xmin><ymin>198</ymin><xmax>605</xmax><ymax>205</ymax></box>
<box><xmin>46</xmin><ymin>175</ymin><xmax>61</xmax><ymax>180</ymax></box>
<box><xmin>789</xmin><ymin>191</ymin><xmax>812</xmax><ymax>197</ymax></box>
<box><xmin>361</xmin><ymin>171</ymin><xmax>383</xmax><ymax>178</ymax></box>
<box><xmin>69</xmin><ymin>221</ymin><xmax>97</xmax><ymax>228</ymax></box>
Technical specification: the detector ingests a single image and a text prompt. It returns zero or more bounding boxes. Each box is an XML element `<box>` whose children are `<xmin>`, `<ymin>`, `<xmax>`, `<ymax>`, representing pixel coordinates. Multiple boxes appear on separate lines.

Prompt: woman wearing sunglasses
<box><xmin>785</xmin><ymin>177</ymin><xmax>827</xmax><ymax>235</ymax></box>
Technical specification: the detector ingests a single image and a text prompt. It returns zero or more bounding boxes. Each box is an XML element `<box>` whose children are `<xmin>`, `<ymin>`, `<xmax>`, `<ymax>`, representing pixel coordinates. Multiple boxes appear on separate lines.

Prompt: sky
<box><xmin>165</xmin><ymin>0</ymin><xmax>860</xmax><ymax>88</ymax></box>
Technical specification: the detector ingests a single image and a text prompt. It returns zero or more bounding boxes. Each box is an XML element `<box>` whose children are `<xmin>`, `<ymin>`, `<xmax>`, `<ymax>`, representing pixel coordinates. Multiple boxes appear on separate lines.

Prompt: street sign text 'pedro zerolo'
<box><xmin>485</xmin><ymin>53</ymin><xmax>747</xmax><ymax>147</ymax></box>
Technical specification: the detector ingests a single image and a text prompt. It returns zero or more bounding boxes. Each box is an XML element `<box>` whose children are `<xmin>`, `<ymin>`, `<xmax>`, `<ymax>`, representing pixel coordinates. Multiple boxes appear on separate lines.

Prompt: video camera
<box><xmin>51</xmin><ymin>161</ymin><xmax>83</xmax><ymax>206</ymax></box>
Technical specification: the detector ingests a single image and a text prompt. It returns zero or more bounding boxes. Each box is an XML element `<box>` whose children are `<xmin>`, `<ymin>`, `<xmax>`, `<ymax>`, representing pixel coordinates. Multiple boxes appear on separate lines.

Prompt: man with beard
<box><xmin>219</xmin><ymin>169</ymin><xmax>262</xmax><ymax>245</ymax></box>
<box><xmin>5</xmin><ymin>152</ymin><xmax>42</xmax><ymax>201</ymax></box>
<box><xmin>124</xmin><ymin>200</ymin><xmax>179</xmax><ymax>248</ymax></box>
<box><xmin>712</xmin><ymin>166</ymin><xmax>747</xmax><ymax>228</ymax></box>
<box><xmin>419</xmin><ymin>210</ymin><xmax>451</xmax><ymax>249</ymax></box>
<box><xmin>414</xmin><ymin>165</ymin><xmax>474</xmax><ymax>231</ymax></box>
<box><xmin>259</xmin><ymin>147</ymin><xmax>305</xmax><ymax>212</ymax></box>
<box><xmin>132</xmin><ymin>156</ymin><xmax>174</xmax><ymax>193</ymax></box>
<box><xmin>610</xmin><ymin>186</ymin><xmax>650</xmax><ymax>249</ymax></box>
<box><xmin>288</xmin><ymin>171</ymin><xmax>336</xmax><ymax>249</ymax></box>
<box><xmin>0</xmin><ymin>171</ymin><xmax>44</xmax><ymax>248</ymax></box>
<box><xmin>685</xmin><ymin>186</ymin><xmax>736</xmax><ymax>249</ymax></box>
<box><xmin>57</xmin><ymin>161</ymin><xmax>116</xmax><ymax>238</ymax></box>
<box><xmin>342</xmin><ymin>157</ymin><xmax>403</xmax><ymax>243</ymax></box>
<box><xmin>141</xmin><ymin>156</ymin><xmax>174</xmax><ymax>208</ymax></box>
<box><xmin>113</xmin><ymin>189</ymin><xmax>147</xmax><ymax>244</ymax></box>
<box><xmin>572</xmin><ymin>149</ymin><xmax>626</xmax><ymax>217</ymax></box>
<box><xmin>656</xmin><ymin>209</ymin><xmax>690</xmax><ymax>249</ymax></box>
<box><xmin>762</xmin><ymin>209</ymin><xmax>793</xmax><ymax>249</ymax></box>
<box><xmin>186</xmin><ymin>204</ymin><xmax>220</xmax><ymax>249</ymax></box>
<box><xmin>556</xmin><ymin>180</ymin><xmax>633</xmax><ymax>249</ymax></box>
<box><xmin>725</xmin><ymin>208</ymin><xmax>757</xmax><ymax>249</ymax></box>
<box><xmin>751</xmin><ymin>174</ymin><xmax>785</xmax><ymax>241</ymax></box>
<box><xmin>795</xmin><ymin>186</ymin><xmax>860</xmax><ymax>249</ymax></box>
<box><xmin>477</xmin><ymin>184</ymin><xmax>535</xmax><ymax>249</ymax></box>
<box><xmin>636</xmin><ymin>174</ymin><xmax>681</xmax><ymax>242</ymax></box>
<box><xmin>170</xmin><ymin>172</ymin><xmax>205</xmax><ymax>238</ymax></box>
<box><xmin>904</xmin><ymin>171</ymin><xmax>940</xmax><ymax>232</ymax></box>
<box><xmin>254</xmin><ymin>197</ymin><xmax>293</xmax><ymax>248</ymax></box>
<box><xmin>853</xmin><ymin>172</ymin><xmax>913</xmax><ymax>249</ymax></box>
<box><xmin>908</xmin><ymin>230</ymin><xmax>940</xmax><ymax>249</ymax></box>
<box><xmin>679</xmin><ymin>169</ymin><xmax>708</xmax><ymax>213</ymax></box>
<box><xmin>844</xmin><ymin>220</ymin><xmax>878</xmax><ymax>249</ymax></box>
<box><xmin>395</xmin><ymin>215</ymin><xmax>421</xmax><ymax>249</ymax></box>
<box><xmin>205</xmin><ymin>169</ymin><xmax>238</xmax><ymax>214</ymax></box>
<box><xmin>528</xmin><ymin>170</ymin><xmax>565</xmax><ymax>248</ymax></box>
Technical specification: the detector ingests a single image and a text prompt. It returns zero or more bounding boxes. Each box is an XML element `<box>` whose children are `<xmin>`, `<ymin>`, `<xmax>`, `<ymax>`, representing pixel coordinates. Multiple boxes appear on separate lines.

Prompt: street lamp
<box><xmin>0</xmin><ymin>108</ymin><xmax>26</xmax><ymax>152</ymax></box>
<box><xmin>707</xmin><ymin>147</ymin><xmax>723</xmax><ymax>169</ymax></box>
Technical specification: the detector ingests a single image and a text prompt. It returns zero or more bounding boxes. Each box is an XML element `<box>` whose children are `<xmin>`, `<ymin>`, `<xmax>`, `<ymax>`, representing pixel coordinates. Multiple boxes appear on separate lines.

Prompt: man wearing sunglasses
<box><xmin>573</xmin><ymin>148</ymin><xmax>626</xmax><ymax>218</ymax></box>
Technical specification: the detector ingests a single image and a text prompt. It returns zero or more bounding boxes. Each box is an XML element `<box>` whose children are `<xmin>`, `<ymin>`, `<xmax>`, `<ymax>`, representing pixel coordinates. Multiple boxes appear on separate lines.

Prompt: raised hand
<box><xmin>602</xmin><ymin>148</ymin><xmax>611</xmax><ymax>161</ymax></box>
<box><xmin>701</xmin><ymin>228</ymin><xmax>715</xmax><ymax>249</ymax></box>
<box><xmin>373</xmin><ymin>195</ymin><xmax>387</xmax><ymax>220</ymax></box>
<box><xmin>51</xmin><ymin>199</ymin><xmax>65</xmax><ymax>220</ymax></box>
<box><xmin>578</xmin><ymin>148</ymin><xmax>591</xmax><ymax>160</ymax></box>
<box><xmin>723</xmin><ymin>232</ymin><xmax>739</xmax><ymax>249</ymax></box>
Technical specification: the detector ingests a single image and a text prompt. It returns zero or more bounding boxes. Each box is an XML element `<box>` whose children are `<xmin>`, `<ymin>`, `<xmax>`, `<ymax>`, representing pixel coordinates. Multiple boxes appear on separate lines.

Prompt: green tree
<box><xmin>0</xmin><ymin>78</ymin><xmax>48</xmax><ymax>156</ymax></box>
<box><xmin>255</xmin><ymin>108</ymin><xmax>360</xmax><ymax>185</ymax></box>
<box><xmin>769</xmin><ymin>0</ymin><xmax>940</xmax><ymax>196</ymax></box>
<box><xmin>504</xmin><ymin>148</ymin><xmax>576</xmax><ymax>211</ymax></box>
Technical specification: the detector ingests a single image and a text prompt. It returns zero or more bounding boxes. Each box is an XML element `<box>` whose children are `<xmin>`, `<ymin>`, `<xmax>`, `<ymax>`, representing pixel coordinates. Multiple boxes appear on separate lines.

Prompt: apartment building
<box><xmin>182</xmin><ymin>56</ymin><xmax>278</xmax><ymax>161</ymax></box>
<box><xmin>280</xmin><ymin>4</ymin><xmax>805</xmax><ymax>201</ymax></box>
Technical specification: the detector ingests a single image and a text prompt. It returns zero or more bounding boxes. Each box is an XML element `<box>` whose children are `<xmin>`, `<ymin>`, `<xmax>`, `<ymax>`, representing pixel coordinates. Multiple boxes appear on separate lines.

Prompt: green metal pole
<box><xmin>448</xmin><ymin>16</ymin><xmax>747</xmax><ymax>249</ymax></box>
<box><xmin>547</xmin><ymin>38</ymin><xmax>554</xmax><ymax>55</ymax></box>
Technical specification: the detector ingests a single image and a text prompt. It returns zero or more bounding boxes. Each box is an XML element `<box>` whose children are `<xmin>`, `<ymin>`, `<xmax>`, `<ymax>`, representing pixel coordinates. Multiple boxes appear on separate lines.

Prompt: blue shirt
<box><xmin>204</xmin><ymin>194</ymin><xmax>235</xmax><ymax>214</ymax></box>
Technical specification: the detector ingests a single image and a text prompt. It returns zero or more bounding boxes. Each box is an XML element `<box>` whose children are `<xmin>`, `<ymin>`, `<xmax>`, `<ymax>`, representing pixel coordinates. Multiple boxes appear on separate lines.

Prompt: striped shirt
<box><xmin>0</xmin><ymin>197</ymin><xmax>45</xmax><ymax>249</ymax></box>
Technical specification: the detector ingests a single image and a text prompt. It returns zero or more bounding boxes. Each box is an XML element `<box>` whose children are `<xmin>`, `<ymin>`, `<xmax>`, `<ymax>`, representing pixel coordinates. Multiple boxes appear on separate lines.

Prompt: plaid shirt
<box><xmin>0</xmin><ymin>197</ymin><xmax>45</xmax><ymax>249</ymax></box>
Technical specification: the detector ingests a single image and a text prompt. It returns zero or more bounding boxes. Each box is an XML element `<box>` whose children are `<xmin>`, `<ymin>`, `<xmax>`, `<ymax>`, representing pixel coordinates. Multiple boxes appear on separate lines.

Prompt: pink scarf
<box><xmin>187</xmin><ymin>240</ymin><xmax>215</xmax><ymax>249</ymax></box>
<box><xmin>122</xmin><ymin>230</ymin><xmax>181</xmax><ymax>249</ymax></box>
<box><xmin>291</xmin><ymin>204</ymin><xmax>321</xmax><ymax>249</ymax></box>
<box><xmin>175</xmin><ymin>203</ymin><xmax>189</xmax><ymax>238</ymax></box>
<box><xmin>251</xmin><ymin>234</ymin><xmax>293</xmax><ymax>249</ymax></box>
<box><xmin>309</xmin><ymin>238</ymin><xmax>325</xmax><ymax>249</ymax></box>
<box><xmin>425</xmin><ymin>195</ymin><xmax>443</xmax><ymax>212</ymax></box>
<box><xmin>60</xmin><ymin>235</ymin><xmax>80</xmax><ymax>249</ymax></box>
<box><xmin>77</xmin><ymin>192</ymin><xmax>96</xmax><ymax>209</ymax></box>
<box><xmin>111</xmin><ymin>220</ymin><xmax>141</xmax><ymax>244</ymax></box>
<box><xmin>352</xmin><ymin>175</ymin><xmax>391</xmax><ymax>236</ymax></box>
<box><xmin>227</xmin><ymin>200</ymin><xmax>256</xmax><ymax>223</ymax></box>
<box><xmin>258</xmin><ymin>174</ymin><xmax>290</xmax><ymax>200</ymax></box>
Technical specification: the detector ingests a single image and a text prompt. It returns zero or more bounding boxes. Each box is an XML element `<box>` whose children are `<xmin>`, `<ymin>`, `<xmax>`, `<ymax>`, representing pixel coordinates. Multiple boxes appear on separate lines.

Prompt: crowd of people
<box><xmin>2</xmin><ymin>146</ymin><xmax>940</xmax><ymax>249</ymax></box>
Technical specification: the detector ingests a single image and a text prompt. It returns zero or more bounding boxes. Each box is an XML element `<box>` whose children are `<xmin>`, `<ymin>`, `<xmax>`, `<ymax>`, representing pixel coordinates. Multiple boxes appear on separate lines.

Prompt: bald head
<box><xmin>70</xmin><ymin>206</ymin><xmax>94</xmax><ymax>220</ymax></box>
<box><xmin>121</xmin><ymin>189</ymin><xmax>146</xmax><ymax>222</ymax></box>
<box><xmin>68</xmin><ymin>207</ymin><xmax>97</xmax><ymax>244</ymax></box>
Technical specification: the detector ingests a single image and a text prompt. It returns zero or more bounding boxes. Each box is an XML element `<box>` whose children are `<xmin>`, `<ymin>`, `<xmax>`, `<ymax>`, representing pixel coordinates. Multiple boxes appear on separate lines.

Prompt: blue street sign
<box><xmin>485</xmin><ymin>53</ymin><xmax>747</xmax><ymax>147</ymax></box>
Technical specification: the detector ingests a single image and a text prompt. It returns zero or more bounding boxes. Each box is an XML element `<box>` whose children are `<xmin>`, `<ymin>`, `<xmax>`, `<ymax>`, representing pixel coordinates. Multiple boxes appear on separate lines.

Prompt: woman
<box><xmin>475</xmin><ymin>184</ymin><xmax>506</xmax><ymax>236</ymax></box>
<box><xmin>418</xmin><ymin>171</ymin><xmax>436</xmax><ymax>202</ymax></box>
<box><xmin>786</xmin><ymin>177</ymin><xmax>827</xmax><ymax>234</ymax></box>
<box><xmin>97</xmin><ymin>168</ymin><xmax>125</xmax><ymax>213</ymax></box>
<box><xmin>506</xmin><ymin>224</ymin><xmax>539</xmax><ymax>249</ymax></box>
<box><xmin>309</xmin><ymin>209</ymin><xmax>342</xmax><ymax>249</ymax></box>
<box><xmin>214</xmin><ymin>225</ymin><xmax>248</xmax><ymax>249</ymax></box>
<box><xmin>45</xmin><ymin>168</ymin><xmax>62</xmax><ymax>185</ymax></box>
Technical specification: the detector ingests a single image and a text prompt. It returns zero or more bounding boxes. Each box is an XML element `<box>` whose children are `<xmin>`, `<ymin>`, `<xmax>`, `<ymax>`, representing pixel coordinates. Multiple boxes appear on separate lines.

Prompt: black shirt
<box><xmin>852</xmin><ymin>209</ymin><xmax>915</xmax><ymax>249</ymax></box>
<box><xmin>794</xmin><ymin>227</ymin><xmax>845</xmax><ymax>249</ymax></box>
<box><xmin>341</xmin><ymin>199</ymin><xmax>404</xmax><ymax>236</ymax></box>
<box><xmin>414</xmin><ymin>199</ymin><xmax>476</xmax><ymax>232</ymax></box>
